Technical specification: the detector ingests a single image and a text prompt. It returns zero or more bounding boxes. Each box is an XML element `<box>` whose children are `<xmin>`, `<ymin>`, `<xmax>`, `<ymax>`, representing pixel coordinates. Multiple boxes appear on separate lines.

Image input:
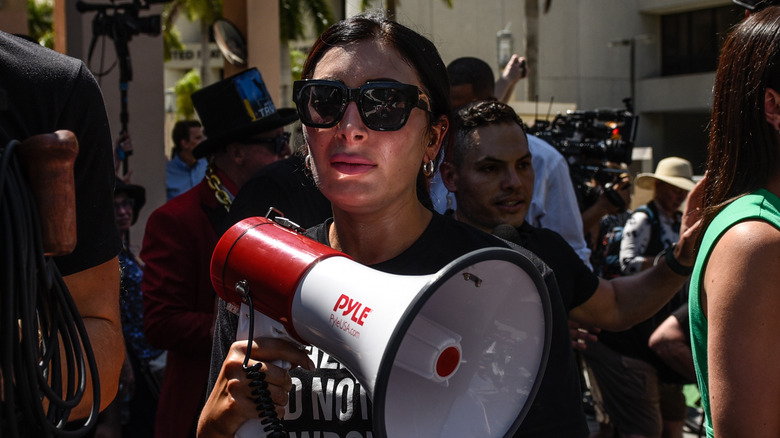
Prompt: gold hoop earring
<box><xmin>422</xmin><ymin>160</ymin><xmax>434</xmax><ymax>177</ymax></box>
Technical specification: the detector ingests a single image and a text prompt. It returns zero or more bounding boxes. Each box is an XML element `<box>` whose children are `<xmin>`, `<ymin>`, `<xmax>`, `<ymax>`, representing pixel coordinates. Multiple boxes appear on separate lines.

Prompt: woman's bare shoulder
<box><xmin>707</xmin><ymin>219</ymin><xmax>780</xmax><ymax>304</ymax></box>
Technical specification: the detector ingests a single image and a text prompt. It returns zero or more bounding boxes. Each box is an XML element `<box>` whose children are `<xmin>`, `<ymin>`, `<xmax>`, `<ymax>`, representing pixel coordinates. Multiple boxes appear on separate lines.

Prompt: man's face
<box><xmin>441</xmin><ymin>122</ymin><xmax>534</xmax><ymax>233</ymax></box>
<box><xmin>240</xmin><ymin>127</ymin><xmax>290</xmax><ymax>173</ymax></box>
<box><xmin>114</xmin><ymin>193</ymin><xmax>133</xmax><ymax>232</ymax></box>
<box><xmin>450</xmin><ymin>83</ymin><xmax>476</xmax><ymax>110</ymax></box>
<box><xmin>182</xmin><ymin>126</ymin><xmax>205</xmax><ymax>153</ymax></box>
<box><xmin>654</xmin><ymin>180</ymin><xmax>689</xmax><ymax>215</ymax></box>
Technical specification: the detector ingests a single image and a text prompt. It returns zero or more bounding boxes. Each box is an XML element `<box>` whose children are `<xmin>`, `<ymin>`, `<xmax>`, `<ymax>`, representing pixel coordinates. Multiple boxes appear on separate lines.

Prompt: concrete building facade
<box><xmin>381</xmin><ymin>0</ymin><xmax>743</xmax><ymax>175</ymax></box>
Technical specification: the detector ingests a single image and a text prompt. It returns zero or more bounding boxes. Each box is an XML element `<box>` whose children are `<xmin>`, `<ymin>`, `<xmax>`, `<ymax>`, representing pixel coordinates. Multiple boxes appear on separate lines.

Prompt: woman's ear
<box><xmin>439</xmin><ymin>160</ymin><xmax>459</xmax><ymax>193</ymax></box>
<box><xmin>765</xmin><ymin>88</ymin><xmax>780</xmax><ymax>131</ymax></box>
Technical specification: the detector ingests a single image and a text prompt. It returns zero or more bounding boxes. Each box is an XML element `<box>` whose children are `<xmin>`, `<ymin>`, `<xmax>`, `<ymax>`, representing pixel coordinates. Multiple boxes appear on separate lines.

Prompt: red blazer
<box><xmin>141</xmin><ymin>168</ymin><xmax>236</xmax><ymax>438</ymax></box>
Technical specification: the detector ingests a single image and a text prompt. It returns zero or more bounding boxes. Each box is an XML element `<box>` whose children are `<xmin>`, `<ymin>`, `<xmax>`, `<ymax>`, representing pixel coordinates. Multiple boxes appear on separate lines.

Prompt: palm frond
<box><xmin>303</xmin><ymin>0</ymin><xmax>335</xmax><ymax>35</ymax></box>
<box><xmin>280</xmin><ymin>0</ymin><xmax>334</xmax><ymax>42</ymax></box>
<box><xmin>280</xmin><ymin>0</ymin><xmax>305</xmax><ymax>41</ymax></box>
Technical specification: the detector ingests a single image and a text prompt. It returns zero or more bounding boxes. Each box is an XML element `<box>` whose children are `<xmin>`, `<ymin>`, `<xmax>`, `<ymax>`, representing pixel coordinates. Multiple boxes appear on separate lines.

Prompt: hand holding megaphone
<box><xmin>232</xmin><ymin>303</ymin><xmax>310</xmax><ymax>438</ymax></box>
<box><xmin>205</xmin><ymin>305</ymin><xmax>314</xmax><ymax>438</ymax></box>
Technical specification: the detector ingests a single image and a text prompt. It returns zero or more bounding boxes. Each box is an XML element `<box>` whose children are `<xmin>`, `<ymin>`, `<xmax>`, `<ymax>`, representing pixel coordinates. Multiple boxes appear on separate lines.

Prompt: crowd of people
<box><xmin>3</xmin><ymin>1</ymin><xmax>779</xmax><ymax>438</ymax></box>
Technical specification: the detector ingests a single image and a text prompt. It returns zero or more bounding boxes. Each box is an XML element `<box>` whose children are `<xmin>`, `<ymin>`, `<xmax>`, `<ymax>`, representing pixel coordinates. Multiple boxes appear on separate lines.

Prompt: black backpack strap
<box><xmin>637</xmin><ymin>202</ymin><xmax>665</xmax><ymax>256</ymax></box>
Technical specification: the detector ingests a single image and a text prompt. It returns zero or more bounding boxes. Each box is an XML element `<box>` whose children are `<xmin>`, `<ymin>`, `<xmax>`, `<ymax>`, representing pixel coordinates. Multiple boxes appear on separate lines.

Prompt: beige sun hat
<box><xmin>635</xmin><ymin>156</ymin><xmax>696</xmax><ymax>192</ymax></box>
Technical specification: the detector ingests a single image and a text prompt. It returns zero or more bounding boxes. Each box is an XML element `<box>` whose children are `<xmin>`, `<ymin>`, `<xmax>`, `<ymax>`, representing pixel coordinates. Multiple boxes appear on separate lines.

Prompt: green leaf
<box><xmin>27</xmin><ymin>0</ymin><xmax>54</xmax><ymax>48</ymax></box>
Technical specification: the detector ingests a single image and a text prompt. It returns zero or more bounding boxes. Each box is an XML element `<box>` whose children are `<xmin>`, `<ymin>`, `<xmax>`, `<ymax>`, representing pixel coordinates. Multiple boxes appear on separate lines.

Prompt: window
<box><xmin>661</xmin><ymin>6</ymin><xmax>743</xmax><ymax>76</ymax></box>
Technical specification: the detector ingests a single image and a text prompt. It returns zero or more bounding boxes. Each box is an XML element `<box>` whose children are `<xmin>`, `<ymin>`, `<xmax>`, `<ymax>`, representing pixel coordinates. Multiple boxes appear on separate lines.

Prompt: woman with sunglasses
<box><xmin>198</xmin><ymin>11</ymin><xmax>555</xmax><ymax>438</ymax></box>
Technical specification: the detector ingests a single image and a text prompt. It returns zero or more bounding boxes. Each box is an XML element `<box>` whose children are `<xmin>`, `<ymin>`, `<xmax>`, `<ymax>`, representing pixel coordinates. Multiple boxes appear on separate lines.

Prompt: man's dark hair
<box><xmin>171</xmin><ymin>120</ymin><xmax>202</xmax><ymax>159</ymax></box>
<box><xmin>448</xmin><ymin>100</ymin><xmax>527</xmax><ymax>167</ymax></box>
<box><xmin>447</xmin><ymin>57</ymin><xmax>495</xmax><ymax>100</ymax></box>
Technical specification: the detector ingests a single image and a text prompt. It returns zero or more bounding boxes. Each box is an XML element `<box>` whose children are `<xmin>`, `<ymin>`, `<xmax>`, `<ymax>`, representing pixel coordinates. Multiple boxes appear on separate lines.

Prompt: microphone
<box><xmin>492</xmin><ymin>223</ymin><xmax>522</xmax><ymax>245</ymax></box>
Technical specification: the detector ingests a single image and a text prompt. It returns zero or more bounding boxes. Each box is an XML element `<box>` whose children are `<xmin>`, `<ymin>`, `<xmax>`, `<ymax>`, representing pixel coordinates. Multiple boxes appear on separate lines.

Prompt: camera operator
<box><xmin>581</xmin><ymin>166</ymin><xmax>633</xmax><ymax>246</ymax></box>
<box><xmin>583</xmin><ymin>166</ymin><xmax>633</xmax><ymax>279</ymax></box>
<box><xmin>529</xmin><ymin>102</ymin><xmax>638</xmax><ymax>240</ymax></box>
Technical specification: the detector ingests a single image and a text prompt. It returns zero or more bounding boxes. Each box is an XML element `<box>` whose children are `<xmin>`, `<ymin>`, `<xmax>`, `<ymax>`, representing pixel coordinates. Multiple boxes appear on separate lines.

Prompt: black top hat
<box><xmin>114</xmin><ymin>180</ymin><xmax>146</xmax><ymax>225</ymax></box>
<box><xmin>192</xmin><ymin>68</ymin><xmax>298</xmax><ymax>158</ymax></box>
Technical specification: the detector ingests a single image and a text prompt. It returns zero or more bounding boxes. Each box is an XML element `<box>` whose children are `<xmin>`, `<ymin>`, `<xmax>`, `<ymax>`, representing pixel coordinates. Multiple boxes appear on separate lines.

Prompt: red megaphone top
<box><xmin>210</xmin><ymin>216</ymin><xmax>347</xmax><ymax>340</ymax></box>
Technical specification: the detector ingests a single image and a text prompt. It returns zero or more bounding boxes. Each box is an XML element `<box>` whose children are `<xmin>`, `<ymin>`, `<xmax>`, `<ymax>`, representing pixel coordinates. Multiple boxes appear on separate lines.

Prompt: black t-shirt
<box><xmin>514</xmin><ymin>223</ymin><xmax>599</xmax><ymax>311</ymax></box>
<box><xmin>499</xmin><ymin>222</ymin><xmax>599</xmax><ymax>438</ymax></box>
<box><xmin>208</xmin><ymin>213</ymin><xmax>570</xmax><ymax>437</ymax></box>
<box><xmin>224</xmin><ymin>154</ymin><xmax>332</xmax><ymax>234</ymax></box>
<box><xmin>0</xmin><ymin>31</ymin><xmax>120</xmax><ymax>275</ymax></box>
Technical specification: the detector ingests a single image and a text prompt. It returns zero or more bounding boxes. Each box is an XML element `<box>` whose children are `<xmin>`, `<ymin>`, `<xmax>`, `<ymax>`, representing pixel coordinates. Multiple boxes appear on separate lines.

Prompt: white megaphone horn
<box><xmin>211</xmin><ymin>216</ymin><xmax>552</xmax><ymax>438</ymax></box>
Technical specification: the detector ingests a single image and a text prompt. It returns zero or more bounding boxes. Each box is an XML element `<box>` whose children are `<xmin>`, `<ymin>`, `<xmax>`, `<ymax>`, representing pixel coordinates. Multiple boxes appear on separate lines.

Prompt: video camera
<box><xmin>527</xmin><ymin>98</ymin><xmax>639</xmax><ymax>211</ymax></box>
<box><xmin>77</xmin><ymin>0</ymin><xmax>165</xmax><ymax>46</ymax></box>
<box><xmin>76</xmin><ymin>0</ymin><xmax>167</xmax><ymax>84</ymax></box>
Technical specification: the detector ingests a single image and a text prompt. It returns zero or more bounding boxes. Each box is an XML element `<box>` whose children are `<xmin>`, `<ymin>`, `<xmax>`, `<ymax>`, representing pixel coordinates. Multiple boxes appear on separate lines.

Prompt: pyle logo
<box><xmin>333</xmin><ymin>294</ymin><xmax>372</xmax><ymax>326</ymax></box>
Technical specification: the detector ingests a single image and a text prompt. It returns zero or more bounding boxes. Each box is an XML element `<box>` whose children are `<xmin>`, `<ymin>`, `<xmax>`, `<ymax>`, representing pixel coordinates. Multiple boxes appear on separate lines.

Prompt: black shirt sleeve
<box><xmin>0</xmin><ymin>33</ymin><xmax>120</xmax><ymax>276</ymax></box>
<box><xmin>53</xmin><ymin>62</ymin><xmax>121</xmax><ymax>275</ymax></box>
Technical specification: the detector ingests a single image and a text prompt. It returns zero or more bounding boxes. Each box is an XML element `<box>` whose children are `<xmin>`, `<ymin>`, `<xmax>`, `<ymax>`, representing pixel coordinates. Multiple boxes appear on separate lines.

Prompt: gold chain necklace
<box><xmin>205</xmin><ymin>164</ymin><xmax>233</xmax><ymax>211</ymax></box>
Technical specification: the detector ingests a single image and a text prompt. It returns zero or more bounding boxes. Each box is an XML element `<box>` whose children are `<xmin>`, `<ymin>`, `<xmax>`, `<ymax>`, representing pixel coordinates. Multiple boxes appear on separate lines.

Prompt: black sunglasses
<box><xmin>239</xmin><ymin>132</ymin><xmax>291</xmax><ymax>155</ymax></box>
<box><xmin>292</xmin><ymin>80</ymin><xmax>432</xmax><ymax>131</ymax></box>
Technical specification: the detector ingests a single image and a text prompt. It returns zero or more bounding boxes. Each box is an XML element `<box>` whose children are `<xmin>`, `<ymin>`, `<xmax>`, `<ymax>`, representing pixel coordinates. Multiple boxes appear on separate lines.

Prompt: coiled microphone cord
<box><xmin>240</xmin><ymin>290</ymin><xmax>286</xmax><ymax>438</ymax></box>
<box><xmin>0</xmin><ymin>140</ymin><xmax>100</xmax><ymax>437</ymax></box>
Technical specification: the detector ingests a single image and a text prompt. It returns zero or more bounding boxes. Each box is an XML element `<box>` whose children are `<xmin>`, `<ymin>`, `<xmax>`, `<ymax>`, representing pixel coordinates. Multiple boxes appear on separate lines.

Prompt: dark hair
<box><xmin>447</xmin><ymin>57</ymin><xmax>495</xmax><ymax>100</ymax></box>
<box><xmin>447</xmin><ymin>99</ymin><xmax>527</xmax><ymax>168</ymax></box>
<box><xmin>171</xmin><ymin>120</ymin><xmax>202</xmax><ymax>159</ymax></box>
<box><xmin>702</xmin><ymin>6</ymin><xmax>780</xmax><ymax>231</ymax></box>
<box><xmin>301</xmin><ymin>11</ymin><xmax>451</xmax><ymax>209</ymax></box>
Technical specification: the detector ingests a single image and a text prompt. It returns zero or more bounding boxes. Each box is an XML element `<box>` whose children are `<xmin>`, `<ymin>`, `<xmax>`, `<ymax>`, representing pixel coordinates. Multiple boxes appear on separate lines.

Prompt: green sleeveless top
<box><xmin>689</xmin><ymin>188</ymin><xmax>780</xmax><ymax>437</ymax></box>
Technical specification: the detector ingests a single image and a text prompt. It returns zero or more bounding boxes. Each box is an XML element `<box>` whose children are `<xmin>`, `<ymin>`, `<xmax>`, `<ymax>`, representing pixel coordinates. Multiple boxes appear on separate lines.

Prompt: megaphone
<box><xmin>211</xmin><ymin>217</ymin><xmax>552</xmax><ymax>437</ymax></box>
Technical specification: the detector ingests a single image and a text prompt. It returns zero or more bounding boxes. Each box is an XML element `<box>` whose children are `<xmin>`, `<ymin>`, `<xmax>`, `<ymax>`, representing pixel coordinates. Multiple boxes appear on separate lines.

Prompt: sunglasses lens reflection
<box><xmin>360</xmin><ymin>87</ymin><xmax>411</xmax><ymax>129</ymax></box>
<box><xmin>306</xmin><ymin>85</ymin><xmax>344</xmax><ymax>126</ymax></box>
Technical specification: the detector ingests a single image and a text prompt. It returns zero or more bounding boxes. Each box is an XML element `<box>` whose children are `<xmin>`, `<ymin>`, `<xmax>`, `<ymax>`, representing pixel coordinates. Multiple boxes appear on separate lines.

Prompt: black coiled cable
<box><xmin>0</xmin><ymin>140</ymin><xmax>100</xmax><ymax>437</ymax></box>
<box><xmin>241</xmin><ymin>290</ymin><xmax>286</xmax><ymax>438</ymax></box>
